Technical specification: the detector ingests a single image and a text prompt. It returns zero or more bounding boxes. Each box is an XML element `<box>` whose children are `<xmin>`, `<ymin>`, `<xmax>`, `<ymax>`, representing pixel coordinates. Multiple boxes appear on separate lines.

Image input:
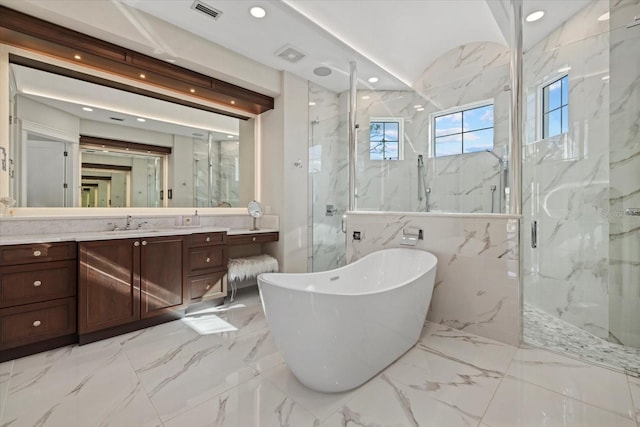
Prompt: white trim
<box><xmin>368</xmin><ymin>117</ymin><xmax>405</xmax><ymax>161</ymax></box>
<box><xmin>429</xmin><ymin>98</ymin><xmax>494</xmax><ymax>158</ymax></box>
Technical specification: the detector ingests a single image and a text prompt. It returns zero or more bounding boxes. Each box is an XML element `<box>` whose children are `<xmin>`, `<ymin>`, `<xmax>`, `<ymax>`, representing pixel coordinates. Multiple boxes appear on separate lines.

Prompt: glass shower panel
<box><xmin>608</xmin><ymin>2</ymin><xmax>640</xmax><ymax>352</ymax></box>
<box><xmin>308</xmin><ymin>82</ymin><xmax>347</xmax><ymax>272</ymax></box>
<box><xmin>522</xmin><ymin>0</ymin><xmax>640</xmax><ymax>374</ymax></box>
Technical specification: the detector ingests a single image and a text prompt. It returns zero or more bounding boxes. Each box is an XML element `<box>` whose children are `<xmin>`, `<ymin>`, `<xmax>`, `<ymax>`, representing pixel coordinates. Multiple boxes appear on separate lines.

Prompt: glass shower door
<box><xmin>608</xmin><ymin>3</ymin><xmax>640</xmax><ymax>354</ymax></box>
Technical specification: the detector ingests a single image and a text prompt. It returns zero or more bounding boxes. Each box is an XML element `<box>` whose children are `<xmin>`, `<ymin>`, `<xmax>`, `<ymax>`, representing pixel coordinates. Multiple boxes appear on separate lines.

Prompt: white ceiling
<box><xmin>2</xmin><ymin>0</ymin><xmax>594</xmax><ymax>94</ymax></box>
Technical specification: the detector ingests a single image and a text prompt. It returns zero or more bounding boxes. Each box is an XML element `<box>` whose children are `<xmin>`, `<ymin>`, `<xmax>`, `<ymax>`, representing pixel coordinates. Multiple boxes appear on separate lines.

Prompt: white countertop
<box><xmin>0</xmin><ymin>227</ymin><xmax>279</xmax><ymax>246</ymax></box>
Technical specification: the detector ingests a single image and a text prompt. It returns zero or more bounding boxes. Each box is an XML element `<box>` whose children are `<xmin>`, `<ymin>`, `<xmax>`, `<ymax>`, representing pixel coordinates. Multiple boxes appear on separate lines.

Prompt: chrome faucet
<box><xmin>125</xmin><ymin>215</ymin><xmax>133</xmax><ymax>230</ymax></box>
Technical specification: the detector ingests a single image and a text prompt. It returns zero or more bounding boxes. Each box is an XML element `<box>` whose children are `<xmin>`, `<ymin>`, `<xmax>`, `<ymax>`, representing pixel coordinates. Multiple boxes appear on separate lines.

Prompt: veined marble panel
<box><xmin>308</xmin><ymin>83</ymin><xmax>347</xmax><ymax>272</ymax></box>
<box><xmin>346</xmin><ymin>212</ymin><xmax>520</xmax><ymax>346</ymax></box>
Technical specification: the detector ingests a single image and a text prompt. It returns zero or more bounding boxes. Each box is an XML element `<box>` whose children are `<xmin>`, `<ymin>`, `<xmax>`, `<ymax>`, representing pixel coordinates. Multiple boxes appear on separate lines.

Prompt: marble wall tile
<box><xmin>308</xmin><ymin>83</ymin><xmax>347</xmax><ymax>272</ymax></box>
<box><xmin>608</xmin><ymin>0</ymin><xmax>640</xmax><ymax>346</ymax></box>
<box><xmin>346</xmin><ymin>212</ymin><xmax>520</xmax><ymax>346</ymax></box>
<box><xmin>346</xmin><ymin>41</ymin><xmax>510</xmax><ymax>215</ymax></box>
<box><xmin>522</xmin><ymin>0</ymin><xmax>612</xmax><ymax>343</ymax></box>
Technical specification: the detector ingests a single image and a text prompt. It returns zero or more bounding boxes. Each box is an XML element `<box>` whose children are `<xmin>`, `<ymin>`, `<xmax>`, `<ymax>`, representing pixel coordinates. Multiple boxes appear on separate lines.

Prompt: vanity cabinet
<box><xmin>187</xmin><ymin>232</ymin><xmax>228</xmax><ymax>302</ymax></box>
<box><xmin>78</xmin><ymin>235</ymin><xmax>186</xmax><ymax>340</ymax></box>
<box><xmin>0</xmin><ymin>242</ymin><xmax>77</xmax><ymax>361</ymax></box>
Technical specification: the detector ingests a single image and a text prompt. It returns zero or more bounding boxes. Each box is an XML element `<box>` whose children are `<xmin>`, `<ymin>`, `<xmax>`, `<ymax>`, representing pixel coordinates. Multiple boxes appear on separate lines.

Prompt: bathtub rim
<box><xmin>258</xmin><ymin>247</ymin><xmax>437</xmax><ymax>297</ymax></box>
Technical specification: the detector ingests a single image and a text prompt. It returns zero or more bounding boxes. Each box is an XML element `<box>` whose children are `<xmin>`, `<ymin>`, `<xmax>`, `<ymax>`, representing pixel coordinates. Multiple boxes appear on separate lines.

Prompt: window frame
<box><xmin>429</xmin><ymin>99</ymin><xmax>495</xmax><ymax>158</ymax></box>
<box><xmin>368</xmin><ymin>117</ymin><xmax>404</xmax><ymax>161</ymax></box>
<box><xmin>540</xmin><ymin>74</ymin><xmax>569</xmax><ymax>140</ymax></box>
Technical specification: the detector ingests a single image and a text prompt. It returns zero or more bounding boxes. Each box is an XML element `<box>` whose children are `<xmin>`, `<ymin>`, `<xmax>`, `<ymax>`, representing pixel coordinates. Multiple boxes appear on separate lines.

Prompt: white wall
<box><xmin>18</xmin><ymin>95</ymin><xmax>80</xmax><ymax>135</ymax></box>
<box><xmin>80</xmin><ymin>120</ymin><xmax>173</xmax><ymax>147</ymax></box>
<box><xmin>260</xmin><ymin>72</ymin><xmax>309</xmax><ymax>272</ymax></box>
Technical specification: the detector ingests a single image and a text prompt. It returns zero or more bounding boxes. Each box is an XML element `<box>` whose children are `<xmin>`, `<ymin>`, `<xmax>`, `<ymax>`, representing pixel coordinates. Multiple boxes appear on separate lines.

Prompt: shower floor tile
<box><xmin>524</xmin><ymin>303</ymin><xmax>640</xmax><ymax>376</ymax></box>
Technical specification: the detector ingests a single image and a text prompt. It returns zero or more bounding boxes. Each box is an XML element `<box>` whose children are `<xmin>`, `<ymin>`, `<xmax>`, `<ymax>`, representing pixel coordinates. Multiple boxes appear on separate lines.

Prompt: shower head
<box><xmin>311</xmin><ymin>119</ymin><xmax>320</xmax><ymax>125</ymax></box>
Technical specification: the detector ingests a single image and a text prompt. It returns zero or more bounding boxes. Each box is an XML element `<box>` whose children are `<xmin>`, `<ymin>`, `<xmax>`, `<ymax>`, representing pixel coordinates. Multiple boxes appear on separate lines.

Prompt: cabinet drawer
<box><xmin>0</xmin><ymin>261</ymin><xmax>76</xmax><ymax>308</ymax></box>
<box><xmin>228</xmin><ymin>232</ymin><xmax>279</xmax><ymax>246</ymax></box>
<box><xmin>0</xmin><ymin>242</ymin><xmax>76</xmax><ymax>265</ymax></box>
<box><xmin>189</xmin><ymin>271</ymin><xmax>226</xmax><ymax>301</ymax></box>
<box><xmin>189</xmin><ymin>232</ymin><xmax>226</xmax><ymax>248</ymax></box>
<box><xmin>188</xmin><ymin>246</ymin><xmax>226</xmax><ymax>274</ymax></box>
<box><xmin>0</xmin><ymin>297</ymin><xmax>76</xmax><ymax>350</ymax></box>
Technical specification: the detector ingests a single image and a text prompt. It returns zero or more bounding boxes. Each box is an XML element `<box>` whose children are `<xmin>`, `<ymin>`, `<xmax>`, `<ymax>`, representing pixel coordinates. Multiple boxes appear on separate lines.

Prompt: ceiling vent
<box><xmin>191</xmin><ymin>0</ymin><xmax>222</xmax><ymax>20</ymax></box>
<box><xmin>109</xmin><ymin>117</ymin><xmax>124</xmax><ymax>122</ymax></box>
<box><xmin>276</xmin><ymin>45</ymin><xmax>306</xmax><ymax>63</ymax></box>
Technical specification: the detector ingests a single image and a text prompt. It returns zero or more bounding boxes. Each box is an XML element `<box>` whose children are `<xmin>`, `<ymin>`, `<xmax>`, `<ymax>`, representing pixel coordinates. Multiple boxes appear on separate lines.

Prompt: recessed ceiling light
<box><xmin>526</xmin><ymin>10</ymin><xmax>545</xmax><ymax>22</ymax></box>
<box><xmin>227</xmin><ymin>135</ymin><xmax>234</xmax><ymax>138</ymax></box>
<box><xmin>137</xmin><ymin>118</ymin><xmax>146</xmax><ymax>122</ymax></box>
<box><xmin>313</xmin><ymin>66</ymin><xmax>332</xmax><ymax>77</ymax></box>
<box><xmin>190</xmin><ymin>88</ymin><xmax>196</xmax><ymax>93</ymax></box>
<box><xmin>598</xmin><ymin>12</ymin><xmax>610</xmax><ymax>21</ymax></box>
<box><xmin>82</xmin><ymin>107</ymin><xmax>93</xmax><ymax>112</ymax></box>
<box><xmin>230</xmin><ymin>100</ymin><xmax>235</xmax><ymax>104</ymax></box>
<box><xmin>368</xmin><ymin>77</ymin><xmax>379</xmax><ymax>83</ymax></box>
<box><xmin>558</xmin><ymin>66</ymin><xmax>571</xmax><ymax>73</ymax></box>
<box><xmin>414</xmin><ymin>104</ymin><xmax>422</xmax><ymax>109</ymax></box>
<box><xmin>249</xmin><ymin>6</ymin><xmax>266</xmax><ymax>18</ymax></box>
<box><xmin>361</xmin><ymin>95</ymin><xmax>370</xmax><ymax>100</ymax></box>
<box><xmin>416</xmin><ymin>107</ymin><xmax>425</xmax><ymax>112</ymax></box>
<box><xmin>308</xmin><ymin>101</ymin><xmax>316</xmax><ymax>106</ymax></box>
<box><xmin>139</xmin><ymin>73</ymin><xmax>146</xmax><ymax>79</ymax></box>
<box><xmin>165</xmin><ymin>59</ymin><xmax>176</xmax><ymax>63</ymax></box>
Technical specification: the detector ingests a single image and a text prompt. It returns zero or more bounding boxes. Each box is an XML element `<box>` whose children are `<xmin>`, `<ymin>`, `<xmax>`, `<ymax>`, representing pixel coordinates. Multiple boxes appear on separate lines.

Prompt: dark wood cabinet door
<box><xmin>78</xmin><ymin>239</ymin><xmax>140</xmax><ymax>334</ymax></box>
<box><xmin>140</xmin><ymin>236</ymin><xmax>186</xmax><ymax>319</ymax></box>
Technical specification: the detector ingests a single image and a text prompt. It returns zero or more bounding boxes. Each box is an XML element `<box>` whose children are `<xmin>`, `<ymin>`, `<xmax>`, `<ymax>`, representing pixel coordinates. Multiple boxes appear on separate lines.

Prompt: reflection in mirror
<box><xmin>8</xmin><ymin>62</ymin><xmax>254</xmax><ymax>208</ymax></box>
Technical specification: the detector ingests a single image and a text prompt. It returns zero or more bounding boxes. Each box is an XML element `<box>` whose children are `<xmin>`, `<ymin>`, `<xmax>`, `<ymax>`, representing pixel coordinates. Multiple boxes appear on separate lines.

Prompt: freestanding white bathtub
<box><xmin>257</xmin><ymin>248</ymin><xmax>438</xmax><ymax>393</ymax></box>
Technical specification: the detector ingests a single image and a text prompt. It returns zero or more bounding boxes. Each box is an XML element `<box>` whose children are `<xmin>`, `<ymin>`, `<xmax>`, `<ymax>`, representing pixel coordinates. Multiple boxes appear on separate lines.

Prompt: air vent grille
<box><xmin>191</xmin><ymin>0</ymin><xmax>222</xmax><ymax>20</ymax></box>
<box><xmin>109</xmin><ymin>117</ymin><xmax>124</xmax><ymax>122</ymax></box>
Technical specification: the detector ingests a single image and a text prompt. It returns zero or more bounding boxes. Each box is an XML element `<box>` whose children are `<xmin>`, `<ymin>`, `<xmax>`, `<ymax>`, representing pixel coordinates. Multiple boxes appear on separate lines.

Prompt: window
<box><xmin>432</xmin><ymin>103</ymin><xmax>494</xmax><ymax>157</ymax></box>
<box><xmin>542</xmin><ymin>75</ymin><xmax>569</xmax><ymax>138</ymax></box>
<box><xmin>369</xmin><ymin>118</ymin><xmax>403</xmax><ymax>160</ymax></box>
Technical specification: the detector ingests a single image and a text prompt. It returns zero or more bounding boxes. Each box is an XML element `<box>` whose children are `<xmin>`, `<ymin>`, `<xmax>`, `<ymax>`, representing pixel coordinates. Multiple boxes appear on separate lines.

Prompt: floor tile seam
<box><xmin>520</xmin><ymin>339</ymin><xmax>635</xmax><ymax>376</ymax></box>
<box><xmin>0</xmin><ymin>361</ymin><xmax>13</xmax><ymax>423</ymax></box>
<box><xmin>624</xmin><ymin>374</ymin><xmax>640</xmax><ymax>427</ymax></box>
<box><xmin>415</xmin><ymin>342</ymin><xmax>514</xmax><ymax>376</ymax></box>
<box><xmin>122</xmin><ymin>347</ymin><xmax>166</xmax><ymax>425</ymax></box>
<box><xmin>502</xmin><ymin>373</ymin><xmax>637</xmax><ymax>420</ymax></box>
<box><xmin>478</xmin><ymin>341</ymin><xmax>516</xmax><ymax>425</ymax></box>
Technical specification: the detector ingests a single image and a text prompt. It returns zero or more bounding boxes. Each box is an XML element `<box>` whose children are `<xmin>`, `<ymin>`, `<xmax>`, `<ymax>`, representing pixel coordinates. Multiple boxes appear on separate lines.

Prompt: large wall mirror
<box><xmin>8</xmin><ymin>61</ymin><xmax>255</xmax><ymax>208</ymax></box>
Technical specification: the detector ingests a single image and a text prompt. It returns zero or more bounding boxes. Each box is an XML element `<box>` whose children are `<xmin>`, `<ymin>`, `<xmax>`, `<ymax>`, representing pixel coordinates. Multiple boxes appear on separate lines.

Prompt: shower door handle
<box><xmin>625</xmin><ymin>208</ymin><xmax>640</xmax><ymax>216</ymax></box>
<box><xmin>341</xmin><ymin>214</ymin><xmax>347</xmax><ymax>233</ymax></box>
<box><xmin>531</xmin><ymin>220</ymin><xmax>537</xmax><ymax>249</ymax></box>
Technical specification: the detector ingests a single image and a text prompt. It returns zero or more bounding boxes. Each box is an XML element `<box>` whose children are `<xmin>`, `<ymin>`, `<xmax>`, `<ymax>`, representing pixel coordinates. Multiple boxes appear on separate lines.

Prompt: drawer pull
<box><xmin>206</xmin><ymin>257</ymin><xmax>210</xmax><ymax>263</ymax></box>
<box><xmin>33</xmin><ymin>250</ymin><xmax>42</xmax><ymax>257</ymax></box>
<box><xmin>206</xmin><ymin>236</ymin><xmax>211</xmax><ymax>242</ymax></box>
<box><xmin>134</xmin><ymin>241</ymin><xmax>140</xmax><ymax>247</ymax></box>
<box><xmin>33</xmin><ymin>280</ymin><xmax>42</xmax><ymax>287</ymax></box>
<box><xmin>33</xmin><ymin>320</ymin><xmax>42</xmax><ymax>327</ymax></box>
<box><xmin>206</xmin><ymin>285</ymin><xmax>211</xmax><ymax>290</ymax></box>
<box><xmin>142</xmin><ymin>240</ymin><xmax>147</xmax><ymax>246</ymax></box>
<box><xmin>252</xmin><ymin>237</ymin><xmax>257</xmax><ymax>242</ymax></box>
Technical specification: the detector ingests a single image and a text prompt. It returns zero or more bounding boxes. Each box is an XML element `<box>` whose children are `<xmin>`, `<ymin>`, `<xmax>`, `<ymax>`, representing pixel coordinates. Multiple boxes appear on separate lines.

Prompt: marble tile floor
<box><xmin>524</xmin><ymin>303</ymin><xmax>640</xmax><ymax>377</ymax></box>
<box><xmin>1</xmin><ymin>288</ymin><xmax>640</xmax><ymax>427</ymax></box>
